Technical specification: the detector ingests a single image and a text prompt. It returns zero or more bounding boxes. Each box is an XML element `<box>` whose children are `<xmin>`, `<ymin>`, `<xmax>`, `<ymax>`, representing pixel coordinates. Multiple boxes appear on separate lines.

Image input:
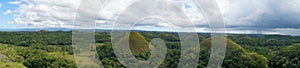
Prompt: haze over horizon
<box><xmin>1</xmin><ymin>0</ymin><xmax>300</xmax><ymax>35</ymax></box>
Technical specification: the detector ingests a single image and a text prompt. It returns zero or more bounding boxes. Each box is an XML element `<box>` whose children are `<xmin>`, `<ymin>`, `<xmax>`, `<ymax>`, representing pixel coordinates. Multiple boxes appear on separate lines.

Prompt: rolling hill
<box><xmin>199</xmin><ymin>37</ymin><xmax>268</xmax><ymax>68</ymax></box>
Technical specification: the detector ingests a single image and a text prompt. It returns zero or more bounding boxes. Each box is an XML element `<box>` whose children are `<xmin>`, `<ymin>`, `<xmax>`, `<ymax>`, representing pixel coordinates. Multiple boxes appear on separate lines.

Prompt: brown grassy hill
<box><xmin>129</xmin><ymin>32</ymin><xmax>149</xmax><ymax>54</ymax></box>
<box><xmin>117</xmin><ymin>32</ymin><xmax>149</xmax><ymax>55</ymax></box>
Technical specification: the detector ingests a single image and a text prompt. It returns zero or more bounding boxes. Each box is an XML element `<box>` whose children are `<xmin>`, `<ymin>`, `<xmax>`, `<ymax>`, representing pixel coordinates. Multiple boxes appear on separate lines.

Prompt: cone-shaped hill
<box><xmin>198</xmin><ymin>37</ymin><xmax>268</xmax><ymax>68</ymax></box>
<box><xmin>116</xmin><ymin>32</ymin><xmax>149</xmax><ymax>55</ymax></box>
<box><xmin>235</xmin><ymin>36</ymin><xmax>257</xmax><ymax>46</ymax></box>
<box><xmin>129</xmin><ymin>32</ymin><xmax>149</xmax><ymax>54</ymax></box>
<box><xmin>198</xmin><ymin>35</ymin><xmax>205</xmax><ymax>43</ymax></box>
<box><xmin>278</xmin><ymin>44</ymin><xmax>300</xmax><ymax>67</ymax></box>
<box><xmin>200</xmin><ymin>37</ymin><xmax>245</xmax><ymax>52</ymax></box>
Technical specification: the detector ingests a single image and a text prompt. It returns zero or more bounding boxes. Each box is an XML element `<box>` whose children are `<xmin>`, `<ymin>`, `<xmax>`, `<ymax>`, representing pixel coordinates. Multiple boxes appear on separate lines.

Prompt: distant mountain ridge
<box><xmin>0</xmin><ymin>28</ymin><xmax>71</xmax><ymax>31</ymax></box>
<box><xmin>0</xmin><ymin>28</ymin><xmax>298</xmax><ymax>36</ymax></box>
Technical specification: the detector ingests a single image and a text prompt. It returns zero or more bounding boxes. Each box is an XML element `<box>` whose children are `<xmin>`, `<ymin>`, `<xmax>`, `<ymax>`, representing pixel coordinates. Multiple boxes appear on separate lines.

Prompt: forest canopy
<box><xmin>0</xmin><ymin>31</ymin><xmax>300</xmax><ymax>68</ymax></box>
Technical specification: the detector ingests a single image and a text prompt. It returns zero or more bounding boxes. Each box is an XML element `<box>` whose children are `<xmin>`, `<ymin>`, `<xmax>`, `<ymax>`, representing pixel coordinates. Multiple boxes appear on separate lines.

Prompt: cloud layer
<box><xmin>8</xmin><ymin>0</ymin><xmax>80</xmax><ymax>28</ymax></box>
<box><xmin>6</xmin><ymin>0</ymin><xmax>300</xmax><ymax>35</ymax></box>
<box><xmin>219</xmin><ymin>0</ymin><xmax>300</xmax><ymax>29</ymax></box>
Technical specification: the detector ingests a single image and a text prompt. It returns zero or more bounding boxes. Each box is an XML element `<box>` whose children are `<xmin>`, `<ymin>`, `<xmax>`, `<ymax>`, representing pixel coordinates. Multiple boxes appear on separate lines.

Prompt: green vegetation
<box><xmin>128</xmin><ymin>32</ymin><xmax>149</xmax><ymax>54</ymax></box>
<box><xmin>0</xmin><ymin>31</ymin><xmax>300</xmax><ymax>68</ymax></box>
<box><xmin>116</xmin><ymin>32</ymin><xmax>151</xmax><ymax>60</ymax></box>
<box><xmin>0</xmin><ymin>32</ymin><xmax>71</xmax><ymax>46</ymax></box>
<box><xmin>199</xmin><ymin>38</ymin><xmax>268</xmax><ymax>68</ymax></box>
<box><xmin>0</xmin><ymin>62</ymin><xmax>26</xmax><ymax>68</ymax></box>
<box><xmin>235</xmin><ymin>36</ymin><xmax>257</xmax><ymax>46</ymax></box>
<box><xmin>277</xmin><ymin>44</ymin><xmax>300</xmax><ymax>67</ymax></box>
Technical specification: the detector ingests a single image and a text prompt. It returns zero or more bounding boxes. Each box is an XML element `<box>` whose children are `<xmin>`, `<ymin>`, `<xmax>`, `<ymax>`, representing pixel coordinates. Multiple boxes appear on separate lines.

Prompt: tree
<box><xmin>23</xmin><ymin>56</ymin><xmax>76</xmax><ymax>68</ymax></box>
<box><xmin>199</xmin><ymin>37</ymin><xmax>268</xmax><ymax>68</ymax></box>
<box><xmin>235</xmin><ymin>36</ymin><xmax>257</xmax><ymax>46</ymax></box>
<box><xmin>39</xmin><ymin>30</ymin><xmax>46</xmax><ymax>32</ymax></box>
<box><xmin>198</xmin><ymin>35</ymin><xmax>205</xmax><ymax>43</ymax></box>
<box><xmin>277</xmin><ymin>44</ymin><xmax>300</xmax><ymax>67</ymax></box>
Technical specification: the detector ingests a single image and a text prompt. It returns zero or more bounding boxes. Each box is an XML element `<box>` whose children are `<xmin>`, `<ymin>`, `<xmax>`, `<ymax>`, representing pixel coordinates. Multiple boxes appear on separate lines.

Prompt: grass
<box><xmin>47</xmin><ymin>52</ymin><xmax>75</xmax><ymax>61</ymax></box>
<box><xmin>73</xmin><ymin>51</ymin><xmax>101</xmax><ymax>68</ymax></box>
<box><xmin>0</xmin><ymin>61</ymin><xmax>26</xmax><ymax>68</ymax></box>
<box><xmin>0</xmin><ymin>43</ymin><xmax>8</xmax><ymax>49</ymax></box>
<box><xmin>96</xmin><ymin>43</ymin><xmax>104</xmax><ymax>47</ymax></box>
<box><xmin>117</xmin><ymin>32</ymin><xmax>150</xmax><ymax>55</ymax></box>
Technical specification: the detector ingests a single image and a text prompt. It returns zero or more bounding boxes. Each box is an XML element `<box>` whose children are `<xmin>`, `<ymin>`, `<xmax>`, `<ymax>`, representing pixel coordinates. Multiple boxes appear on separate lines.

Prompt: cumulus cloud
<box><xmin>96</xmin><ymin>0</ymin><xmax>205</xmax><ymax>30</ymax></box>
<box><xmin>10</xmin><ymin>0</ymin><xmax>81</xmax><ymax>28</ymax></box>
<box><xmin>214</xmin><ymin>0</ymin><xmax>300</xmax><ymax>35</ymax></box>
<box><xmin>3</xmin><ymin>10</ymin><xmax>12</xmax><ymax>14</ymax></box>
<box><xmin>218</xmin><ymin>0</ymin><xmax>300</xmax><ymax>29</ymax></box>
<box><xmin>8</xmin><ymin>0</ymin><xmax>218</xmax><ymax>29</ymax></box>
<box><xmin>9</xmin><ymin>1</ymin><xmax>22</xmax><ymax>5</ymax></box>
<box><xmin>8</xmin><ymin>0</ymin><xmax>300</xmax><ymax>35</ymax></box>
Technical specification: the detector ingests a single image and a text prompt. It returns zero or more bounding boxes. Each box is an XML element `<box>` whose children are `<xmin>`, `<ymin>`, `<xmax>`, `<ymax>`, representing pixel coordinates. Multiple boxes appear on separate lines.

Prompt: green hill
<box><xmin>129</xmin><ymin>32</ymin><xmax>149</xmax><ymax>54</ymax></box>
<box><xmin>277</xmin><ymin>44</ymin><xmax>300</xmax><ymax>67</ymax></box>
<box><xmin>235</xmin><ymin>36</ymin><xmax>257</xmax><ymax>46</ymax></box>
<box><xmin>117</xmin><ymin>32</ymin><xmax>149</xmax><ymax>55</ymax></box>
<box><xmin>0</xmin><ymin>62</ymin><xmax>26</xmax><ymax>68</ymax></box>
<box><xmin>198</xmin><ymin>37</ymin><xmax>268</xmax><ymax>68</ymax></box>
<box><xmin>198</xmin><ymin>35</ymin><xmax>205</xmax><ymax>43</ymax></box>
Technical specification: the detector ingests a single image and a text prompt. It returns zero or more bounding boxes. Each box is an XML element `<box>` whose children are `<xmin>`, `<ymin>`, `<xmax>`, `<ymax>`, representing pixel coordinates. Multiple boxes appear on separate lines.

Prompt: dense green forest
<box><xmin>0</xmin><ymin>31</ymin><xmax>300</xmax><ymax>68</ymax></box>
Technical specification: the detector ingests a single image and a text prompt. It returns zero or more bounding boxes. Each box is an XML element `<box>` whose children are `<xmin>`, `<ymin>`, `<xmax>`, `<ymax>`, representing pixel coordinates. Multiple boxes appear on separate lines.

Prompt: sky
<box><xmin>0</xmin><ymin>0</ymin><xmax>300</xmax><ymax>35</ymax></box>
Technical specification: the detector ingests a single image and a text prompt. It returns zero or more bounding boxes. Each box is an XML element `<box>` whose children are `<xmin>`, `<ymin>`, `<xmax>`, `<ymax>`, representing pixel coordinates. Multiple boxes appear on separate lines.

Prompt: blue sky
<box><xmin>0</xmin><ymin>0</ymin><xmax>300</xmax><ymax>35</ymax></box>
<box><xmin>0</xmin><ymin>0</ymin><xmax>20</xmax><ymax>28</ymax></box>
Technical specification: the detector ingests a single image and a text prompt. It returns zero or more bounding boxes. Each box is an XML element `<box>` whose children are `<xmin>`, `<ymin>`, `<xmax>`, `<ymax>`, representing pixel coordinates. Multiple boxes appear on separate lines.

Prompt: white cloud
<box><xmin>96</xmin><ymin>0</ymin><xmax>205</xmax><ymax>29</ymax></box>
<box><xmin>8</xmin><ymin>0</ymin><xmax>300</xmax><ymax>35</ymax></box>
<box><xmin>0</xmin><ymin>3</ymin><xmax>2</xmax><ymax>8</ymax></box>
<box><xmin>10</xmin><ymin>0</ymin><xmax>81</xmax><ymax>28</ymax></box>
<box><xmin>9</xmin><ymin>0</ymin><xmax>213</xmax><ymax>29</ymax></box>
<box><xmin>3</xmin><ymin>10</ymin><xmax>12</xmax><ymax>15</ymax></box>
<box><xmin>216</xmin><ymin>0</ymin><xmax>269</xmax><ymax>26</ymax></box>
<box><xmin>271</xmin><ymin>28</ymin><xmax>300</xmax><ymax>36</ymax></box>
<box><xmin>9</xmin><ymin>1</ymin><xmax>22</xmax><ymax>5</ymax></box>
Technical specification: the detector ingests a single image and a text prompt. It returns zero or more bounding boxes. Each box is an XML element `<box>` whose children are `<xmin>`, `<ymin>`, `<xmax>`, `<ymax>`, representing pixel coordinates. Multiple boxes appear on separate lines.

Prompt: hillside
<box><xmin>0</xmin><ymin>31</ymin><xmax>300</xmax><ymax>67</ymax></box>
<box><xmin>278</xmin><ymin>44</ymin><xmax>300</xmax><ymax>67</ymax></box>
<box><xmin>198</xmin><ymin>37</ymin><xmax>268</xmax><ymax>68</ymax></box>
<box><xmin>235</xmin><ymin>36</ymin><xmax>257</xmax><ymax>46</ymax></box>
<box><xmin>117</xmin><ymin>32</ymin><xmax>150</xmax><ymax>55</ymax></box>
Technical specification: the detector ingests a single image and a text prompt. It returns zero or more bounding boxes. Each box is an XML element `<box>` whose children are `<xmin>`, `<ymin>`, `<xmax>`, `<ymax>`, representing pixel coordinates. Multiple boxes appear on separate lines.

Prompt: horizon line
<box><xmin>0</xmin><ymin>27</ymin><xmax>296</xmax><ymax>36</ymax></box>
